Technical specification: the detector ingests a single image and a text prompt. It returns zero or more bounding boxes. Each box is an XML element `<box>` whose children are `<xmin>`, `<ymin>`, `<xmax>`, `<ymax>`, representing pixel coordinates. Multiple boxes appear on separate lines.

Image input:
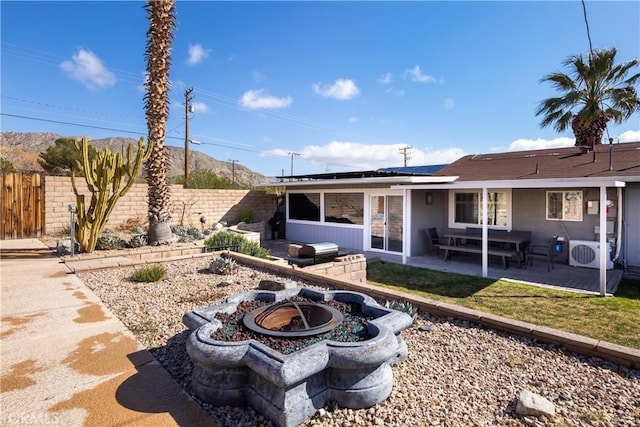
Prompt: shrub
<box><xmin>209</xmin><ymin>256</ymin><xmax>237</xmax><ymax>275</ymax></box>
<box><xmin>130</xmin><ymin>265</ymin><xmax>166</xmax><ymax>282</ymax></box>
<box><xmin>127</xmin><ymin>234</ymin><xmax>148</xmax><ymax>248</ymax></box>
<box><xmin>204</xmin><ymin>231</ymin><xmax>270</xmax><ymax>259</ymax></box>
<box><xmin>95</xmin><ymin>232</ymin><xmax>126</xmax><ymax>250</ymax></box>
<box><xmin>239</xmin><ymin>206</ymin><xmax>255</xmax><ymax>223</ymax></box>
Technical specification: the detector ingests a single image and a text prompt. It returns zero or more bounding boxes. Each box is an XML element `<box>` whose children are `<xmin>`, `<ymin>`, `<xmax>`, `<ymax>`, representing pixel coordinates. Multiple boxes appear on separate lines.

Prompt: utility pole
<box><xmin>399</xmin><ymin>145</ymin><xmax>412</xmax><ymax>167</ymax></box>
<box><xmin>288</xmin><ymin>152</ymin><xmax>300</xmax><ymax>180</ymax></box>
<box><xmin>184</xmin><ymin>87</ymin><xmax>194</xmax><ymax>187</ymax></box>
<box><xmin>228</xmin><ymin>159</ymin><xmax>238</xmax><ymax>183</ymax></box>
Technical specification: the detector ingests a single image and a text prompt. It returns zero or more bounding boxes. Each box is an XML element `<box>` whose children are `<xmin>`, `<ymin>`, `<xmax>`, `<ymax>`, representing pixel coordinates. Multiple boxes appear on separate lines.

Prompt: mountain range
<box><xmin>0</xmin><ymin>132</ymin><xmax>269</xmax><ymax>186</ymax></box>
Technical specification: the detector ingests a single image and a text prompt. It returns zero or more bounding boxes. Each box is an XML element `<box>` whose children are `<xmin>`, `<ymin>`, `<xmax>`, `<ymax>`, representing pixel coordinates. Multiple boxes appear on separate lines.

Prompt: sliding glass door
<box><xmin>369</xmin><ymin>195</ymin><xmax>403</xmax><ymax>253</ymax></box>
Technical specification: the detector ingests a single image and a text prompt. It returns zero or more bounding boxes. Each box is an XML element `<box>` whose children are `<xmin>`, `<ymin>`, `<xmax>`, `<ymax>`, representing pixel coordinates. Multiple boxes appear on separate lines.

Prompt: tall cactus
<box><xmin>71</xmin><ymin>137</ymin><xmax>152</xmax><ymax>253</ymax></box>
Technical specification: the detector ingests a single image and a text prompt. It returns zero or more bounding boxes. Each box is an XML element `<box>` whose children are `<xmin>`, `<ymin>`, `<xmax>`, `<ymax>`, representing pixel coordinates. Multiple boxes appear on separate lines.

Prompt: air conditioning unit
<box><xmin>569</xmin><ymin>240</ymin><xmax>613</xmax><ymax>269</ymax></box>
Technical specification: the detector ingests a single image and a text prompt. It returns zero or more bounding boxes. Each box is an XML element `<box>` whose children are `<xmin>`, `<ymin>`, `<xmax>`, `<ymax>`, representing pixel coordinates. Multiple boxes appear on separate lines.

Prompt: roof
<box><xmin>435</xmin><ymin>142</ymin><xmax>640</xmax><ymax>181</ymax></box>
<box><xmin>275</xmin><ymin>164</ymin><xmax>448</xmax><ymax>181</ymax></box>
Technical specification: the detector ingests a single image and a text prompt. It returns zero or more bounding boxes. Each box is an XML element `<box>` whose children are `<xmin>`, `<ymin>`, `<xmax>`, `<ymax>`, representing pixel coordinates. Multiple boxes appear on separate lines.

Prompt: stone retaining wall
<box><xmin>304</xmin><ymin>254</ymin><xmax>367</xmax><ymax>284</ymax></box>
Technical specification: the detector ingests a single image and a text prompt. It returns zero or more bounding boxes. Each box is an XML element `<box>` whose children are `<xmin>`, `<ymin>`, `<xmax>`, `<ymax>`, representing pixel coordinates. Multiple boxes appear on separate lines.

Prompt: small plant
<box><xmin>127</xmin><ymin>234</ymin><xmax>148</xmax><ymax>248</ymax></box>
<box><xmin>384</xmin><ymin>299</ymin><xmax>418</xmax><ymax>322</ymax></box>
<box><xmin>131</xmin><ymin>225</ymin><xmax>145</xmax><ymax>235</ymax></box>
<box><xmin>239</xmin><ymin>206</ymin><xmax>255</xmax><ymax>223</ymax></box>
<box><xmin>130</xmin><ymin>265</ymin><xmax>166</xmax><ymax>282</ymax></box>
<box><xmin>171</xmin><ymin>225</ymin><xmax>205</xmax><ymax>242</ymax></box>
<box><xmin>204</xmin><ymin>231</ymin><xmax>271</xmax><ymax>259</ymax></box>
<box><xmin>116</xmin><ymin>215</ymin><xmax>148</xmax><ymax>232</ymax></box>
<box><xmin>209</xmin><ymin>256</ymin><xmax>237</xmax><ymax>275</ymax></box>
<box><xmin>95</xmin><ymin>232</ymin><xmax>126</xmax><ymax>250</ymax></box>
<box><xmin>326</xmin><ymin>400</ymin><xmax>339</xmax><ymax>412</ymax></box>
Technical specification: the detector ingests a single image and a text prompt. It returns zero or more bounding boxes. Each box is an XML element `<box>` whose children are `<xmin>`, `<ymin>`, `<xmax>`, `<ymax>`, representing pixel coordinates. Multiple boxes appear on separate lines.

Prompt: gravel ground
<box><xmin>77</xmin><ymin>255</ymin><xmax>640</xmax><ymax>427</ymax></box>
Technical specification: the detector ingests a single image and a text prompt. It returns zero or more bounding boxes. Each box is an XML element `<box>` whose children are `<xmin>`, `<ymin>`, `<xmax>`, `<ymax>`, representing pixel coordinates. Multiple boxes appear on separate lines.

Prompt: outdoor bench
<box><xmin>439</xmin><ymin>244</ymin><xmax>518</xmax><ymax>269</ymax></box>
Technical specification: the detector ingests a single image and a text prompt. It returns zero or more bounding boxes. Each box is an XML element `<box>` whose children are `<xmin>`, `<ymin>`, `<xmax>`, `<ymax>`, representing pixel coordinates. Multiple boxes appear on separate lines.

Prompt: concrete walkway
<box><xmin>0</xmin><ymin>239</ymin><xmax>215</xmax><ymax>427</ymax></box>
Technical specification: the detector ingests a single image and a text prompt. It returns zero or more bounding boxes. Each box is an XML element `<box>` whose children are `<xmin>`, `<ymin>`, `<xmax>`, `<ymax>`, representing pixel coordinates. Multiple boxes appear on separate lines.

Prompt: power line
<box><xmin>0</xmin><ymin>112</ymin><xmax>261</xmax><ymax>152</ymax></box>
<box><xmin>580</xmin><ymin>0</ymin><xmax>594</xmax><ymax>58</ymax></box>
<box><xmin>579</xmin><ymin>0</ymin><xmax>611</xmax><ymax>142</ymax></box>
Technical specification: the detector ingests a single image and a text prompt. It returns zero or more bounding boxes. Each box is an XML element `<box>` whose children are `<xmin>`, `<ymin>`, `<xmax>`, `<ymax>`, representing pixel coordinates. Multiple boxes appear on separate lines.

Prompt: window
<box><xmin>289</xmin><ymin>193</ymin><xmax>320</xmax><ymax>221</ymax></box>
<box><xmin>449</xmin><ymin>190</ymin><xmax>511</xmax><ymax>228</ymax></box>
<box><xmin>324</xmin><ymin>193</ymin><xmax>364</xmax><ymax>225</ymax></box>
<box><xmin>546</xmin><ymin>191</ymin><xmax>582</xmax><ymax>221</ymax></box>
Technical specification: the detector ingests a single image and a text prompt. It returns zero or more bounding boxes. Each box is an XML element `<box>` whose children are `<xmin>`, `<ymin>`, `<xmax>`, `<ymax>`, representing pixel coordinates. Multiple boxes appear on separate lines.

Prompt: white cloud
<box><xmin>508</xmin><ymin>130</ymin><xmax>639</xmax><ymax>151</ymax></box>
<box><xmin>60</xmin><ymin>49</ymin><xmax>116</xmax><ymax>89</ymax></box>
<box><xmin>262</xmin><ymin>142</ymin><xmax>465</xmax><ymax>171</ymax></box>
<box><xmin>312</xmin><ymin>78</ymin><xmax>360</xmax><ymax>100</ymax></box>
<box><xmin>240</xmin><ymin>89</ymin><xmax>292</xmax><ymax>109</ymax></box>
<box><xmin>191</xmin><ymin>101</ymin><xmax>208</xmax><ymax>113</ymax></box>
<box><xmin>508</xmin><ymin>137</ymin><xmax>575</xmax><ymax>151</ymax></box>
<box><xmin>378</xmin><ymin>73</ymin><xmax>392</xmax><ymax>85</ymax></box>
<box><xmin>617</xmin><ymin>130</ymin><xmax>640</xmax><ymax>143</ymax></box>
<box><xmin>404</xmin><ymin>65</ymin><xmax>437</xmax><ymax>84</ymax></box>
<box><xmin>187</xmin><ymin>43</ymin><xmax>210</xmax><ymax>65</ymax></box>
<box><xmin>348</xmin><ymin>116</ymin><xmax>359</xmax><ymax>123</ymax></box>
<box><xmin>385</xmin><ymin>87</ymin><xmax>405</xmax><ymax>97</ymax></box>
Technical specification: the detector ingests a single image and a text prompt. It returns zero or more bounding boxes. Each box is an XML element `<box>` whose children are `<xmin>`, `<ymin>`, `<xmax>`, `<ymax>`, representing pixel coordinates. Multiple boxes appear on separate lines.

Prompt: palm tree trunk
<box><xmin>571</xmin><ymin>111</ymin><xmax>609</xmax><ymax>147</ymax></box>
<box><xmin>144</xmin><ymin>0</ymin><xmax>176</xmax><ymax>245</ymax></box>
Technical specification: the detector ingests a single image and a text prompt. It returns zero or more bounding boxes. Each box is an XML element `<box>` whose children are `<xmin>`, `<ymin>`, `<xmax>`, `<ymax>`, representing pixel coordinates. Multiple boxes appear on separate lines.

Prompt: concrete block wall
<box><xmin>306</xmin><ymin>254</ymin><xmax>367</xmax><ymax>283</ymax></box>
<box><xmin>44</xmin><ymin>176</ymin><xmax>278</xmax><ymax>234</ymax></box>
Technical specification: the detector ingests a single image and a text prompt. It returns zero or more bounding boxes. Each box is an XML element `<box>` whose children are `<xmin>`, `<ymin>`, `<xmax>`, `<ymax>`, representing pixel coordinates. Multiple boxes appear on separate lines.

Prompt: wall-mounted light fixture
<box><xmin>425</xmin><ymin>192</ymin><xmax>433</xmax><ymax>205</ymax></box>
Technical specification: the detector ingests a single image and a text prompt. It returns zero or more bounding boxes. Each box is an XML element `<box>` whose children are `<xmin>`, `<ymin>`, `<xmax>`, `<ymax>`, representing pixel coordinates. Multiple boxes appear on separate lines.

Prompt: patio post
<box><xmin>482</xmin><ymin>187</ymin><xmax>489</xmax><ymax>277</ymax></box>
<box><xmin>599</xmin><ymin>185</ymin><xmax>607</xmax><ymax>296</ymax></box>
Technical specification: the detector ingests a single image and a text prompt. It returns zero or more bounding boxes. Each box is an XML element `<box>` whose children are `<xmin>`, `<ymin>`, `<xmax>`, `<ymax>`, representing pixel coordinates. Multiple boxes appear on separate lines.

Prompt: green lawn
<box><xmin>367</xmin><ymin>261</ymin><xmax>640</xmax><ymax>349</ymax></box>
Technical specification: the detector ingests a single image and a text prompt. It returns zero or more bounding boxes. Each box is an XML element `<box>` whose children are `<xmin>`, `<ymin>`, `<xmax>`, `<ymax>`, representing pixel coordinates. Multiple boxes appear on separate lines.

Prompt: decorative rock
<box><xmin>57</xmin><ymin>239</ymin><xmax>79</xmax><ymax>256</ymax></box>
<box><xmin>516</xmin><ymin>390</ymin><xmax>556</xmax><ymax>418</ymax></box>
<box><xmin>419</xmin><ymin>324</ymin><xmax>434</xmax><ymax>332</ymax></box>
<box><xmin>258</xmin><ymin>279</ymin><xmax>297</xmax><ymax>291</ymax></box>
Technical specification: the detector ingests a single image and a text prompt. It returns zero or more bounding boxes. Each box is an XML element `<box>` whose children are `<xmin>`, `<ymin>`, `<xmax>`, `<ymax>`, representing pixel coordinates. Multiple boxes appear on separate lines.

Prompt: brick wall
<box><xmin>305</xmin><ymin>254</ymin><xmax>367</xmax><ymax>284</ymax></box>
<box><xmin>44</xmin><ymin>176</ymin><xmax>278</xmax><ymax>234</ymax></box>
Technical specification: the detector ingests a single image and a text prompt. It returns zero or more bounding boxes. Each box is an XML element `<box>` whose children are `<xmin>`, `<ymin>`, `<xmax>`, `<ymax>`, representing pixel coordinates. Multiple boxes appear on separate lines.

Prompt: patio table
<box><xmin>443</xmin><ymin>230</ymin><xmax>530</xmax><ymax>268</ymax></box>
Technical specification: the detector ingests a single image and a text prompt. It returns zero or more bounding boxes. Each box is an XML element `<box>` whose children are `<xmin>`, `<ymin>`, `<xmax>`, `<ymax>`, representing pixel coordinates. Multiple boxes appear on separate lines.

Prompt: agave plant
<box><xmin>384</xmin><ymin>299</ymin><xmax>418</xmax><ymax>322</ymax></box>
<box><xmin>209</xmin><ymin>256</ymin><xmax>237</xmax><ymax>275</ymax></box>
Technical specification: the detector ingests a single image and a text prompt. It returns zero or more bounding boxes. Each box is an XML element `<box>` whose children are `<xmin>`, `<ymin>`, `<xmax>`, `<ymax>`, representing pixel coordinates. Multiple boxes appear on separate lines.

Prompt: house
<box><xmin>263</xmin><ymin>142</ymin><xmax>640</xmax><ymax>295</ymax></box>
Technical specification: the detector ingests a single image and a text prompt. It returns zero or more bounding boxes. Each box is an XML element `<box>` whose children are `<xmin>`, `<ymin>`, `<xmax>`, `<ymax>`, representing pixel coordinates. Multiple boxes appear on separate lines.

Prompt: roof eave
<box><xmin>258</xmin><ymin>175</ymin><xmax>459</xmax><ymax>188</ymax></box>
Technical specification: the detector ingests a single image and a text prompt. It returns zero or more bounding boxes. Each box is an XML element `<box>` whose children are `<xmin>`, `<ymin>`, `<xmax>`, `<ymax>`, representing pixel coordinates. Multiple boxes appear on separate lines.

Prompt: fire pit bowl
<box><xmin>183</xmin><ymin>287</ymin><xmax>413</xmax><ymax>427</ymax></box>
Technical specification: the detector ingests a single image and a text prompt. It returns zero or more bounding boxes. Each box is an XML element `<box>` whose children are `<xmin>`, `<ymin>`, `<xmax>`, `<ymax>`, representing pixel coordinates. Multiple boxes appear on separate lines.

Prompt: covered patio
<box><xmin>403</xmin><ymin>252</ymin><xmax>622</xmax><ymax>296</ymax></box>
<box><xmin>262</xmin><ymin>239</ymin><xmax>624</xmax><ymax>296</ymax></box>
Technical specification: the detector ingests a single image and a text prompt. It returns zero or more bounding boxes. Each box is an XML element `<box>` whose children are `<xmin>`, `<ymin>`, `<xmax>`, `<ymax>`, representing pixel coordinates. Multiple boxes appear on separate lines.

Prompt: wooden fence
<box><xmin>0</xmin><ymin>173</ymin><xmax>45</xmax><ymax>239</ymax></box>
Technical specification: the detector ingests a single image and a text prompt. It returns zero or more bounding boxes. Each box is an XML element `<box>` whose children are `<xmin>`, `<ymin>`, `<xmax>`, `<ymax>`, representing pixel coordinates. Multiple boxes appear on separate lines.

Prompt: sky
<box><xmin>1</xmin><ymin>1</ymin><xmax>639</xmax><ymax>178</ymax></box>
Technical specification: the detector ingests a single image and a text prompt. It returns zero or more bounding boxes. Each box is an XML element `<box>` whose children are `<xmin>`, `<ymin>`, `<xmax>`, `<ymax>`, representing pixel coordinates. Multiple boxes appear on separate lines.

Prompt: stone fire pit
<box><xmin>183</xmin><ymin>287</ymin><xmax>413</xmax><ymax>427</ymax></box>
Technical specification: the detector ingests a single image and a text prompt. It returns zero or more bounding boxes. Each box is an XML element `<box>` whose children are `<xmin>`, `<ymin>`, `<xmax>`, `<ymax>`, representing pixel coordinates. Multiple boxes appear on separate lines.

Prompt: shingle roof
<box><xmin>435</xmin><ymin>142</ymin><xmax>640</xmax><ymax>181</ymax></box>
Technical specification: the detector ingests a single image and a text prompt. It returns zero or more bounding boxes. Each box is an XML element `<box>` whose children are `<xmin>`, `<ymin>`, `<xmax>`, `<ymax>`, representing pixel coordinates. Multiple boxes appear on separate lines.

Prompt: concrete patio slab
<box><xmin>1</xmin><ymin>239</ymin><xmax>215</xmax><ymax>427</ymax></box>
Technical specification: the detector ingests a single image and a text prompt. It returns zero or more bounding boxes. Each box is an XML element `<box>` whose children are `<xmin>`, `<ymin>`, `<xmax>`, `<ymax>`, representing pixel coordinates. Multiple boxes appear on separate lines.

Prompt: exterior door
<box><xmin>369</xmin><ymin>195</ymin><xmax>403</xmax><ymax>253</ymax></box>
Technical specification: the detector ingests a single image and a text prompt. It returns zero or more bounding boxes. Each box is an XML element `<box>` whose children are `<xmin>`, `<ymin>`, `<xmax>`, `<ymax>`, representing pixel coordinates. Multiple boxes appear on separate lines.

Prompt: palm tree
<box><xmin>144</xmin><ymin>0</ymin><xmax>176</xmax><ymax>245</ymax></box>
<box><xmin>536</xmin><ymin>48</ymin><xmax>640</xmax><ymax>147</ymax></box>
